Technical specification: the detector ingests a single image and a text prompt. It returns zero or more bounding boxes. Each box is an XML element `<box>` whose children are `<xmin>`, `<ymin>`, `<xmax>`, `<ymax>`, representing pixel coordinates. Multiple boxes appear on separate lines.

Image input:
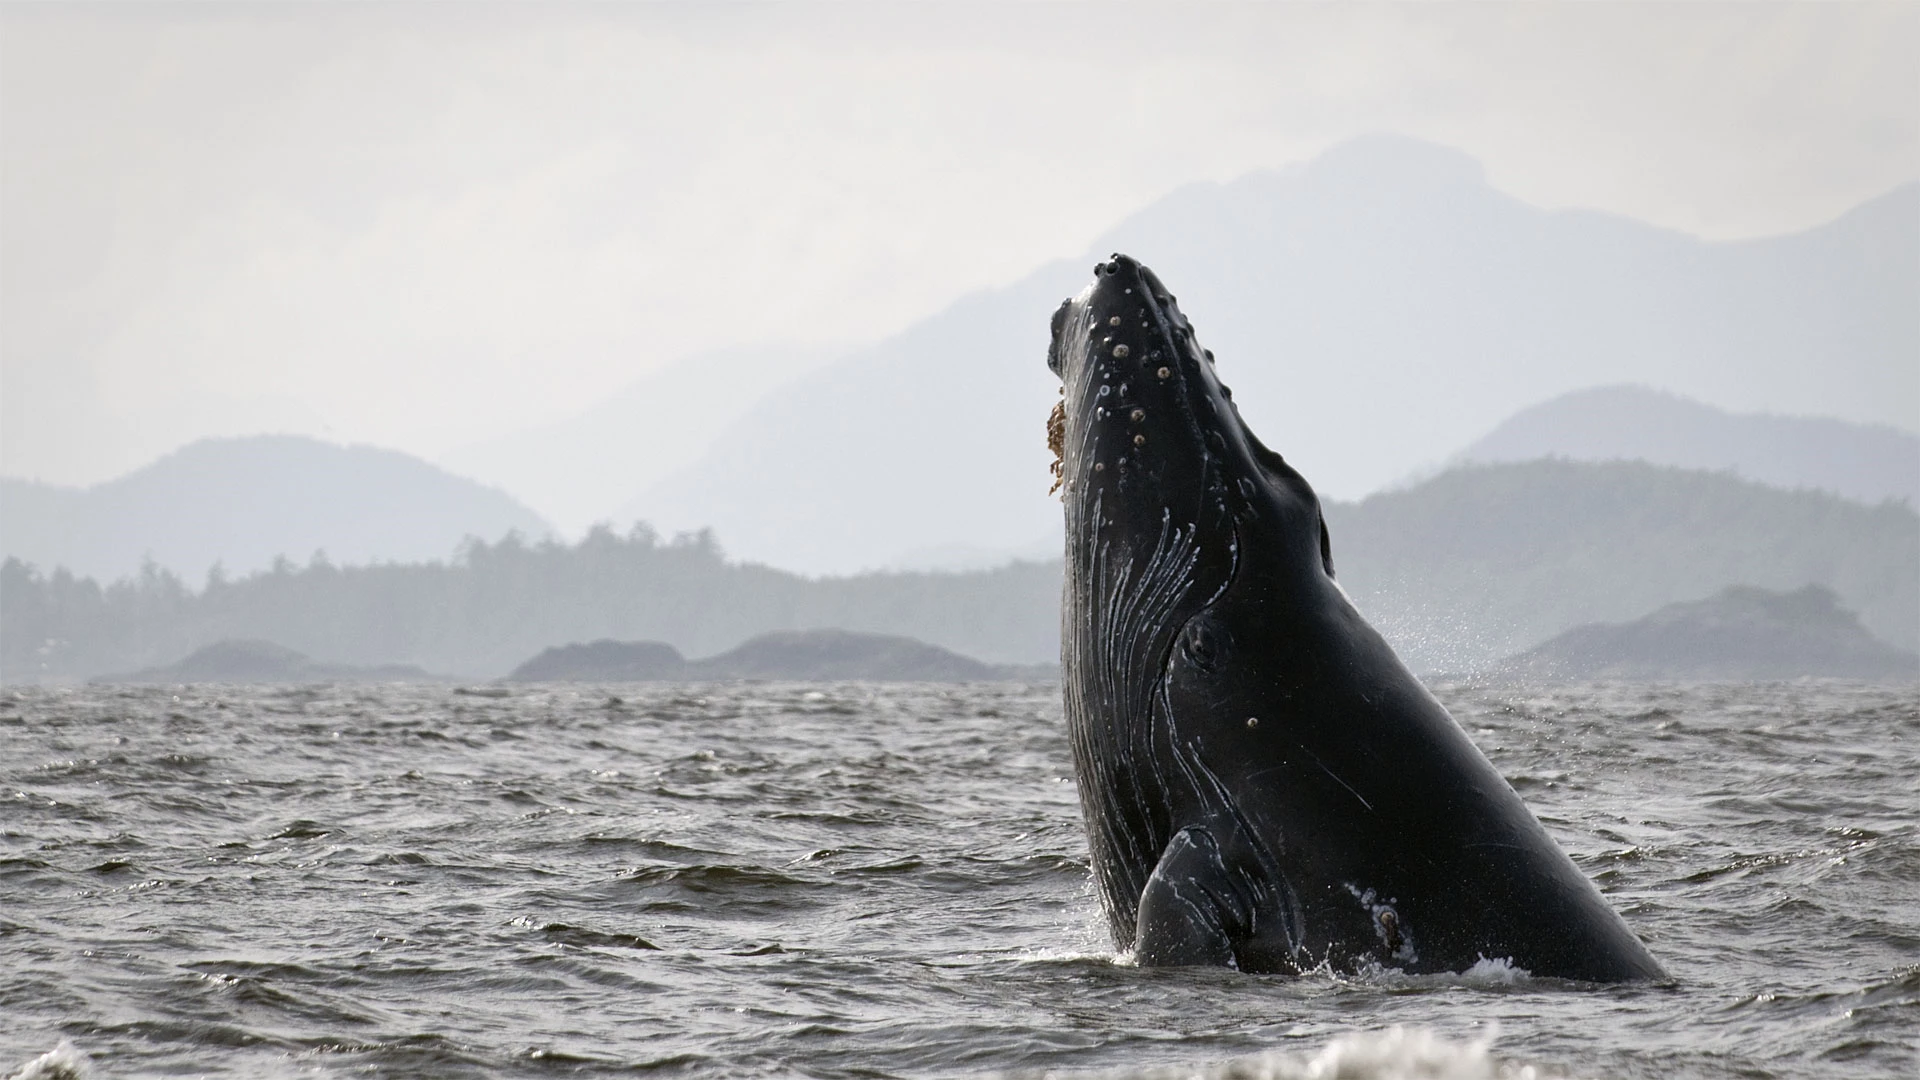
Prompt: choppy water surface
<box><xmin>3</xmin><ymin>680</ymin><xmax>1915</xmax><ymax>1078</ymax></box>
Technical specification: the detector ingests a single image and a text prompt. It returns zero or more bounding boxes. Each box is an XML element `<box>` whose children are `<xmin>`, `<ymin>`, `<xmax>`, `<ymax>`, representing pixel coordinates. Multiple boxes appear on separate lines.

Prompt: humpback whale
<box><xmin>1047</xmin><ymin>254</ymin><xmax>1665</xmax><ymax>981</ymax></box>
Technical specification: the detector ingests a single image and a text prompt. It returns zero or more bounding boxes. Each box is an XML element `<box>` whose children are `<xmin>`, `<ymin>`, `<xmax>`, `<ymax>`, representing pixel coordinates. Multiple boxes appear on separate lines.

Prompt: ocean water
<box><xmin>2</xmin><ymin>680</ymin><xmax>1915</xmax><ymax>1079</ymax></box>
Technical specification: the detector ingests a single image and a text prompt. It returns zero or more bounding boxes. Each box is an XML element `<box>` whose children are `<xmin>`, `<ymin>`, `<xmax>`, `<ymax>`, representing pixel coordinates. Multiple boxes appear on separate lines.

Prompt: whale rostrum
<box><xmin>1048</xmin><ymin>254</ymin><xmax>1665</xmax><ymax>981</ymax></box>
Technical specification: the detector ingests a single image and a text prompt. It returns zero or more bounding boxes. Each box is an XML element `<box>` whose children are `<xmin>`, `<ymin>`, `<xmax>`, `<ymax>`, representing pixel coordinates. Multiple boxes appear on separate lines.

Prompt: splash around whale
<box><xmin>1046</xmin><ymin>254</ymin><xmax>1665</xmax><ymax>982</ymax></box>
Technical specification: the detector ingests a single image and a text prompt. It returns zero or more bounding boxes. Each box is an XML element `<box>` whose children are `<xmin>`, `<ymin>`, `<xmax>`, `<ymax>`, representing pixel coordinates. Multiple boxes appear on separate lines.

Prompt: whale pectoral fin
<box><xmin>1133</xmin><ymin>826</ymin><xmax>1242</xmax><ymax>968</ymax></box>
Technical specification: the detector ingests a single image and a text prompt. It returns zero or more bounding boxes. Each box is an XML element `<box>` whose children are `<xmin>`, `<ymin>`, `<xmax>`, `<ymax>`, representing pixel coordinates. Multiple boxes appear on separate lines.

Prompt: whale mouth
<box><xmin>1046</xmin><ymin>396</ymin><xmax>1067</xmax><ymax>494</ymax></box>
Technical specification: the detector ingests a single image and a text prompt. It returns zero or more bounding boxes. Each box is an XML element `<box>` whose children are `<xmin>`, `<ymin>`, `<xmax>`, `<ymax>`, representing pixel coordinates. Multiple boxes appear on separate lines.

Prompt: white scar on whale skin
<box><xmin>1300</xmin><ymin>746</ymin><xmax>1374</xmax><ymax>812</ymax></box>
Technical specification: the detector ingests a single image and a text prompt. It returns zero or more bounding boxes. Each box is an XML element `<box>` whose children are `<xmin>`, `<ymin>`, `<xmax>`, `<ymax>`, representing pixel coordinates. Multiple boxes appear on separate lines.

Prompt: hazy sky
<box><xmin>3</xmin><ymin>1</ymin><xmax>1915</xmax><ymax>487</ymax></box>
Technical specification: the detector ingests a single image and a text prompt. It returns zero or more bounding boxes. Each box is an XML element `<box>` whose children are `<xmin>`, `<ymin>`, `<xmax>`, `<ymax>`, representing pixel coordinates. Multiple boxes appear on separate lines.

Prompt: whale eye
<box><xmin>1180</xmin><ymin>620</ymin><xmax>1220</xmax><ymax>672</ymax></box>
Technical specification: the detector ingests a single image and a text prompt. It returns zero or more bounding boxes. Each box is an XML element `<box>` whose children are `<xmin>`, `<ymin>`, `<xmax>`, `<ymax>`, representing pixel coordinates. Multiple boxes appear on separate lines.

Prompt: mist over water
<box><xmin>4</xmin><ymin>680</ymin><xmax>1914</xmax><ymax>1078</ymax></box>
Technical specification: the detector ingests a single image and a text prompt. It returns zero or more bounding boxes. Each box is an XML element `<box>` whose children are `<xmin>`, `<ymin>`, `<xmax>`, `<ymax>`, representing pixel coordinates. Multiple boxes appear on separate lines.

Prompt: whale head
<box><xmin>1047</xmin><ymin>253</ymin><xmax>1333</xmax><ymax>631</ymax></box>
<box><xmin>1046</xmin><ymin>253</ymin><xmax>1336</xmax><ymax>943</ymax></box>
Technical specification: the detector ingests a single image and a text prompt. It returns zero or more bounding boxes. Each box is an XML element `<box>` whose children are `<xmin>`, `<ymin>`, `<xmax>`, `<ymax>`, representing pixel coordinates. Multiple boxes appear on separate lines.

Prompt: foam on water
<box><xmin>1030</xmin><ymin>1025</ymin><xmax>1569</xmax><ymax>1080</ymax></box>
<box><xmin>5</xmin><ymin>1042</ymin><xmax>91</xmax><ymax>1080</ymax></box>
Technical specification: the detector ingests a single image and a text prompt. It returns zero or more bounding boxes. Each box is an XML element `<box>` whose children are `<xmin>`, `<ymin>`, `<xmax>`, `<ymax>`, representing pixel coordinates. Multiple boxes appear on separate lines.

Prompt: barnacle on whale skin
<box><xmin>1046</xmin><ymin>396</ymin><xmax>1067</xmax><ymax>496</ymax></box>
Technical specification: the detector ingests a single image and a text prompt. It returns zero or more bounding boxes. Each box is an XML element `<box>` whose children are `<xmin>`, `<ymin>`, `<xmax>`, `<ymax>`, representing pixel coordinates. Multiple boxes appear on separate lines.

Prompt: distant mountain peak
<box><xmin>2</xmin><ymin>434</ymin><xmax>553</xmax><ymax>583</ymax></box>
<box><xmin>619</xmin><ymin>135</ymin><xmax>1911</xmax><ymax>575</ymax></box>
<box><xmin>1451</xmin><ymin>385</ymin><xmax>1919</xmax><ymax>506</ymax></box>
<box><xmin>136</xmin><ymin>433</ymin><xmax>353</xmax><ymax>465</ymax></box>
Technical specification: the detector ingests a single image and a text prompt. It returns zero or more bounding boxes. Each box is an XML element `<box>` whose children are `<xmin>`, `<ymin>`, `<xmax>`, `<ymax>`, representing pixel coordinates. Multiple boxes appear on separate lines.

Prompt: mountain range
<box><xmin>7</xmin><ymin>458</ymin><xmax>1912</xmax><ymax>682</ymax></box>
<box><xmin>1453</xmin><ymin>385</ymin><xmax>1917</xmax><ymax>506</ymax></box>
<box><xmin>1327</xmin><ymin>460</ymin><xmax>1917</xmax><ymax>671</ymax></box>
<box><xmin>0</xmin><ymin>436</ymin><xmax>551</xmax><ymax>584</ymax></box>
<box><xmin>2</xmin><ymin>135</ymin><xmax>1913</xmax><ymax>591</ymax></box>
<box><xmin>4</xmin><ymin>384</ymin><xmax>1912</xmax><ymax>596</ymax></box>
<box><xmin>511</xmin><ymin>135</ymin><xmax>1915</xmax><ymax>575</ymax></box>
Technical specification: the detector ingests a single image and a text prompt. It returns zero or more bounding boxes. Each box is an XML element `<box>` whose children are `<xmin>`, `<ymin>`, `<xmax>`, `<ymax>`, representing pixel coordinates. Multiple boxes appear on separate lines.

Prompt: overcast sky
<box><xmin>3</xmin><ymin>1</ymin><xmax>1915</xmax><ymax>488</ymax></box>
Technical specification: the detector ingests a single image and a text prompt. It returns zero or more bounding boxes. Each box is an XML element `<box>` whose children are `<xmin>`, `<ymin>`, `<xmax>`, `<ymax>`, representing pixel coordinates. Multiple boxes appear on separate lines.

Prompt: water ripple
<box><xmin>2</xmin><ymin>680</ymin><xmax>1916</xmax><ymax>1078</ymax></box>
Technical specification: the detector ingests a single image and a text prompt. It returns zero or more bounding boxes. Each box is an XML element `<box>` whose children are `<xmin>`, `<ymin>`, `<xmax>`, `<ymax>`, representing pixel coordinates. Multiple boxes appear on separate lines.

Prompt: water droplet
<box><xmin>1157</xmin><ymin>367</ymin><xmax>1170</xmax><ymax>379</ymax></box>
<box><xmin>1113</xmin><ymin>344</ymin><xmax>1130</xmax><ymax>359</ymax></box>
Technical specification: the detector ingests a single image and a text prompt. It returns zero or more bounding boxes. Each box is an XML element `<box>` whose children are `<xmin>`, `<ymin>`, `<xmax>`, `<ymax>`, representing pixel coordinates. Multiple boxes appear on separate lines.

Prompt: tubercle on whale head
<box><xmin>1048</xmin><ymin>255</ymin><xmax>1216</xmax><ymax>511</ymax></box>
<box><xmin>1047</xmin><ymin>253</ymin><xmax>1331</xmax><ymax>580</ymax></box>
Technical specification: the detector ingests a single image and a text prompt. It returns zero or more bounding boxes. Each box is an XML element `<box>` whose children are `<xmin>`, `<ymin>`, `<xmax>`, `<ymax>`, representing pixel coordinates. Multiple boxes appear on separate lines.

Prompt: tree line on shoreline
<box><xmin>1</xmin><ymin>524</ymin><xmax>1061</xmax><ymax>682</ymax></box>
<box><xmin>4</xmin><ymin>460</ymin><xmax>1914</xmax><ymax>684</ymax></box>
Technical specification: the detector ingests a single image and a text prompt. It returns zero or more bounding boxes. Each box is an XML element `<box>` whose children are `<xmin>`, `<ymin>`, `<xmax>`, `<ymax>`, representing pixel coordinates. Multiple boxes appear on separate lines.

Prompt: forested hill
<box><xmin>3</xmin><ymin>460</ymin><xmax>1913</xmax><ymax>682</ymax></box>
<box><xmin>1326</xmin><ymin>460</ymin><xmax>1917</xmax><ymax>671</ymax></box>
<box><xmin>0</xmin><ymin>527</ymin><xmax>1060</xmax><ymax>681</ymax></box>
<box><xmin>1451</xmin><ymin>384</ymin><xmax>1919</xmax><ymax>506</ymax></box>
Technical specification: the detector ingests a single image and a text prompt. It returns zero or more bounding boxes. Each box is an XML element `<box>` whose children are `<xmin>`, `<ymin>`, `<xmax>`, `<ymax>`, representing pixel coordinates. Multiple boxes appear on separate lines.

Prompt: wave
<box><xmin>6</xmin><ymin>1042</ymin><xmax>91</xmax><ymax>1080</ymax></box>
<box><xmin>1005</xmin><ymin>1025</ymin><xmax>1575</xmax><ymax>1080</ymax></box>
